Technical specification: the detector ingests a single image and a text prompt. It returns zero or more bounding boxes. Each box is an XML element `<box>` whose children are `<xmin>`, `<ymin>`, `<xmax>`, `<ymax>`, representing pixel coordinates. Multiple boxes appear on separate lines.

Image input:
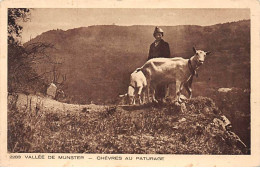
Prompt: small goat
<box><xmin>119</xmin><ymin>69</ymin><xmax>147</xmax><ymax>105</ymax></box>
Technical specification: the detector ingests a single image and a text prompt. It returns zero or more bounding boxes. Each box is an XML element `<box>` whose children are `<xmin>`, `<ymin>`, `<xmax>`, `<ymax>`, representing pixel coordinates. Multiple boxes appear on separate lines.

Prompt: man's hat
<box><xmin>153</xmin><ymin>26</ymin><xmax>164</xmax><ymax>37</ymax></box>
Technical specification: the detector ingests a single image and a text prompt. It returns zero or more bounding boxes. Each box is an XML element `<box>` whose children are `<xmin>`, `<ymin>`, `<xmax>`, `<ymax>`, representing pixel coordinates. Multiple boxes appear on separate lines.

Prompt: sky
<box><xmin>19</xmin><ymin>8</ymin><xmax>250</xmax><ymax>43</ymax></box>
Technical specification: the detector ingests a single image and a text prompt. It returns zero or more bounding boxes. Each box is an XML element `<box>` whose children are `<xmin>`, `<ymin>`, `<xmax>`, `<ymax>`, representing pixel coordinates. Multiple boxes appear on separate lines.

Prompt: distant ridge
<box><xmin>24</xmin><ymin>20</ymin><xmax>250</xmax><ymax>104</ymax></box>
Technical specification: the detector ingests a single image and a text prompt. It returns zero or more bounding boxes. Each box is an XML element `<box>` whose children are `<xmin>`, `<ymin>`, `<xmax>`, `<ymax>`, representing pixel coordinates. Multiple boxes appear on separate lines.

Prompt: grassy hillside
<box><xmin>23</xmin><ymin>20</ymin><xmax>250</xmax><ymax>104</ymax></box>
<box><xmin>8</xmin><ymin>94</ymin><xmax>248</xmax><ymax>154</ymax></box>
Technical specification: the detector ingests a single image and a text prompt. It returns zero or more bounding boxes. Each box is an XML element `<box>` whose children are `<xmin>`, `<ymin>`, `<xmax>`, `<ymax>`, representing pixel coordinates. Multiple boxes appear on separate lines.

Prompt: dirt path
<box><xmin>10</xmin><ymin>93</ymin><xmax>108</xmax><ymax>114</ymax></box>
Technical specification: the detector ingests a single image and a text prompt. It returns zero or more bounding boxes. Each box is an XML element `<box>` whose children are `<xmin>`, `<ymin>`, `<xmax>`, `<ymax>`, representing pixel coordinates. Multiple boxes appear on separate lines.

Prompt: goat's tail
<box><xmin>135</xmin><ymin>67</ymin><xmax>142</xmax><ymax>73</ymax></box>
<box><xmin>119</xmin><ymin>93</ymin><xmax>128</xmax><ymax>98</ymax></box>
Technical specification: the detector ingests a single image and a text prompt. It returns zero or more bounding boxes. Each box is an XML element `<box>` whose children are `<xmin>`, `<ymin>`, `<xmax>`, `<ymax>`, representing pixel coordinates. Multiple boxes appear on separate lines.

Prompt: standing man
<box><xmin>148</xmin><ymin>26</ymin><xmax>171</xmax><ymax>102</ymax></box>
<box><xmin>148</xmin><ymin>26</ymin><xmax>171</xmax><ymax>60</ymax></box>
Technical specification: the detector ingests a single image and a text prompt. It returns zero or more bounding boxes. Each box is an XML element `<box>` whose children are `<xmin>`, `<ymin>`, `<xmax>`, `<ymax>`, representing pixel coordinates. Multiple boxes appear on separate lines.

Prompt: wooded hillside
<box><xmin>24</xmin><ymin>20</ymin><xmax>250</xmax><ymax>104</ymax></box>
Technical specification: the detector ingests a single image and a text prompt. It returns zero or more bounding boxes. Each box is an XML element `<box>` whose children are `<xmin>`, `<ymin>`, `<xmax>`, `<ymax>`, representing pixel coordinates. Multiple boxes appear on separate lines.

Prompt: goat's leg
<box><xmin>175</xmin><ymin>80</ymin><xmax>183</xmax><ymax>103</ymax></box>
<box><xmin>136</xmin><ymin>86</ymin><xmax>143</xmax><ymax>104</ymax></box>
<box><xmin>144</xmin><ymin>86</ymin><xmax>148</xmax><ymax>104</ymax></box>
<box><xmin>179</xmin><ymin>82</ymin><xmax>185</xmax><ymax>102</ymax></box>
<box><xmin>165</xmin><ymin>84</ymin><xmax>170</xmax><ymax>99</ymax></box>
<box><xmin>151</xmin><ymin>84</ymin><xmax>158</xmax><ymax>103</ymax></box>
<box><xmin>141</xmin><ymin>87</ymin><xmax>146</xmax><ymax>104</ymax></box>
<box><xmin>188</xmin><ymin>78</ymin><xmax>193</xmax><ymax>99</ymax></box>
<box><xmin>146</xmin><ymin>78</ymin><xmax>151</xmax><ymax>103</ymax></box>
<box><xmin>184</xmin><ymin>83</ymin><xmax>192</xmax><ymax>99</ymax></box>
<box><xmin>128</xmin><ymin>95</ymin><xmax>135</xmax><ymax>105</ymax></box>
<box><xmin>189</xmin><ymin>88</ymin><xmax>192</xmax><ymax>99</ymax></box>
<box><xmin>186</xmin><ymin>76</ymin><xmax>193</xmax><ymax>99</ymax></box>
<box><xmin>146</xmin><ymin>84</ymin><xmax>150</xmax><ymax>103</ymax></box>
<box><xmin>175</xmin><ymin>80</ymin><xmax>180</xmax><ymax>101</ymax></box>
<box><xmin>145</xmin><ymin>85</ymin><xmax>149</xmax><ymax>103</ymax></box>
<box><xmin>132</xmin><ymin>96</ymin><xmax>135</xmax><ymax>105</ymax></box>
<box><xmin>146</xmin><ymin>86</ymin><xmax>150</xmax><ymax>104</ymax></box>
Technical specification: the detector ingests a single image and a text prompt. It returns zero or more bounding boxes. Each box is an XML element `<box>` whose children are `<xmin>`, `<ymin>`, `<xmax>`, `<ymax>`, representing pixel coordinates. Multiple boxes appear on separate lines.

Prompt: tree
<box><xmin>8</xmin><ymin>8</ymin><xmax>54</xmax><ymax>94</ymax></box>
<box><xmin>8</xmin><ymin>8</ymin><xmax>30</xmax><ymax>46</ymax></box>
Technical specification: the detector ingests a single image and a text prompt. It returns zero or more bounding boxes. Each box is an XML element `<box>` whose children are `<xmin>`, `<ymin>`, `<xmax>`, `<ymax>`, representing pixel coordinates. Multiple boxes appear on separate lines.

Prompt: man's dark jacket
<box><xmin>147</xmin><ymin>39</ymin><xmax>171</xmax><ymax>99</ymax></box>
<box><xmin>148</xmin><ymin>39</ymin><xmax>171</xmax><ymax>60</ymax></box>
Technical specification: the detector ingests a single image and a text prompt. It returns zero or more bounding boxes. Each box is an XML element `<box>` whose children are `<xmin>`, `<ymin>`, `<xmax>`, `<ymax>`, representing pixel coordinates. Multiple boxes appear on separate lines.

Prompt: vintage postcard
<box><xmin>0</xmin><ymin>0</ymin><xmax>260</xmax><ymax>167</ymax></box>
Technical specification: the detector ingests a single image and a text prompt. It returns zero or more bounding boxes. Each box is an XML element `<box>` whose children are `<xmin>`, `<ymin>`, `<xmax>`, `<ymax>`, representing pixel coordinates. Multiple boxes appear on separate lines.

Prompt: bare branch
<box><xmin>28</xmin><ymin>70</ymin><xmax>54</xmax><ymax>81</ymax></box>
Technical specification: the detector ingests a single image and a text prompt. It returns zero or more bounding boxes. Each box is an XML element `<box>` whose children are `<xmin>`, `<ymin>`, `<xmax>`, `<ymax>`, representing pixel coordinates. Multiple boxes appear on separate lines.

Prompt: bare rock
<box><xmin>47</xmin><ymin>83</ymin><xmax>57</xmax><ymax>99</ymax></box>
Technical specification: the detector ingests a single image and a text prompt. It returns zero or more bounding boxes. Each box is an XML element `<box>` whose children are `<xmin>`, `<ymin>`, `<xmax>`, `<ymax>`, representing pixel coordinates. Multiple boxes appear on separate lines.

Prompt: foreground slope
<box><xmin>8</xmin><ymin>94</ymin><xmax>248</xmax><ymax>154</ymax></box>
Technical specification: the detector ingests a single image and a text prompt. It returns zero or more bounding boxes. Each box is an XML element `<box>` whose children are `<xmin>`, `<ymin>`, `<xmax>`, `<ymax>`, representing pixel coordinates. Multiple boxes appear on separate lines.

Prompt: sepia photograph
<box><xmin>1</xmin><ymin>0</ymin><xmax>260</xmax><ymax>167</ymax></box>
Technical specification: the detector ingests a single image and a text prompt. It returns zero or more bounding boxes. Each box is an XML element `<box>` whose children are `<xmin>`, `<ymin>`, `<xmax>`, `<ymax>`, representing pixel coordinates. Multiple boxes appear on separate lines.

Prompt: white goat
<box><xmin>119</xmin><ymin>69</ymin><xmax>147</xmax><ymax>105</ymax></box>
<box><xmin>139</xmin><ymin>47</ymin><xmax>211</xmax><ymax>103</ymax></box>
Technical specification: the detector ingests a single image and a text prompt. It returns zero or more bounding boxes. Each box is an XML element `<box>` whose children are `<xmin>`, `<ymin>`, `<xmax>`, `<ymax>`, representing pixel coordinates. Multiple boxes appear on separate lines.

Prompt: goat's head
<box><xmin>192</xmin><ymin>47</ymin><xmax>211</xmax><ymax>66</ymax></box>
